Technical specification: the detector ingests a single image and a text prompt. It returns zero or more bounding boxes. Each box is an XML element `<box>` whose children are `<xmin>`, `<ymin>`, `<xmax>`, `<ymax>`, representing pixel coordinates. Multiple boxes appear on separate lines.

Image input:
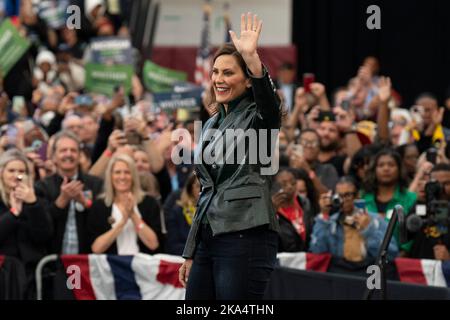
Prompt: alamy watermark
<box><xmin>170</xmin><ymin>121</ymin><xmax>280</xmax><ymax>175</ymax></box>
<box><xmin>366</xmin><ymin>265</ymin><xmax>381</xmax><ymax>290</ymax></box>
<box><xmin>367</xmin><ymin>5</ymin><xmax>381</xmax><ymax>30</ymax></box>
<box><xmin>66</xmin><ymin>264</ymin><xmax>81</xmax><ymax>290</ymax></box>
<box><xmin>66</xmin><ymin>5</ymin><xmax>81</xmax><ymax>30</ymax></box>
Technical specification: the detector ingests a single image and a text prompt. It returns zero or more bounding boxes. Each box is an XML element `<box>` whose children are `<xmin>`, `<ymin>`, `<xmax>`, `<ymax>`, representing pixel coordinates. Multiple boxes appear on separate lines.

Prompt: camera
<box><xmin>406</xmin><ymin>180</ymin><xmax>450</xmax><ymax>235</ymax></box>
<box><xmin>425</xmin><ymin>180</ymin><xmax>449</xmax><ymax>226</ymax></box>
<box><xmin>330</xmin><ymin>193</ymin><xmax>342</xmax><ymax>214</ymax></box>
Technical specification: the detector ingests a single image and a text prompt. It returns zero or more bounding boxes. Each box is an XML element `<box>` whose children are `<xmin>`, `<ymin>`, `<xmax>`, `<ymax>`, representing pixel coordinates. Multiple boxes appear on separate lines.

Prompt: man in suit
<box><xmin>274</xmin><ymin>62</ymin><xmax>298</xmax><ymax>113</ymax></box>
<box><xmin>35</xmin><ymin>131</ymin><xmax>103</xmax><ymax>254</ymax></box>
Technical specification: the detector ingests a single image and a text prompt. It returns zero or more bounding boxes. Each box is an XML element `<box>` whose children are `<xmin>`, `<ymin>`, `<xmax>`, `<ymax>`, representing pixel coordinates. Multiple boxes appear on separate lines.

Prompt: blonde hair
<box><xmin>100</xmin><ymin>154</ymin><xmax>145</xmax><ymax>206</ymax></box>
<box><xmin>0</xmin><ymin>149</ymin><xmax>34</xmax><ymax>207</ymax></box>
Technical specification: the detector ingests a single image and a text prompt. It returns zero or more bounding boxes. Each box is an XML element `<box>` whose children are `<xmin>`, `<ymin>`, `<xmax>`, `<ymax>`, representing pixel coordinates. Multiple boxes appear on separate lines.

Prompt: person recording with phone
<box><xmin>409</xmin><ymin>163</ymin><xmax>450</xmax><ymax>260</ymax></box>
<box><xmin>289</xmin><ymin>129</ymin><xmax>339</xmax><ymax>193</ymax></box>
<box><xmin>0</xmin><ymin>149</ymin><xmax>53</xmax><ymax>297</ymax></box>
<box><xmin>310</xmin><ymin>177</ymin><xmax>398</xmax><ymax>263</ymax></box>
<box><xmin>272</xmin><ymin>168</ymin><xmax>316</xmax><ymax>252</ymax></box>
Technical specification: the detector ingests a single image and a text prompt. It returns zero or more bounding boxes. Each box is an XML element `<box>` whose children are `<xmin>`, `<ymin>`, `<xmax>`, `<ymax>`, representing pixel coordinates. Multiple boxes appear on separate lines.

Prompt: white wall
<box><xmin>154</xmin><ymin>0</ymin><xmax>292</xmax><ymax>46</ymax></box>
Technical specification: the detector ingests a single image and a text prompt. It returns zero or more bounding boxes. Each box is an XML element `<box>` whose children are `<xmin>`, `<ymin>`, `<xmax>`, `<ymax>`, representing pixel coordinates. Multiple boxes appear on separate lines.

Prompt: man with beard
<box><xmin>316</xmin><ymin>111</ymin><xmax>347</xmax><ymax>176</ymax></box>
<box><xmin>35</xmin><ymin>131</ymin><xmax>103</xmax><ymax>254</ymax></box>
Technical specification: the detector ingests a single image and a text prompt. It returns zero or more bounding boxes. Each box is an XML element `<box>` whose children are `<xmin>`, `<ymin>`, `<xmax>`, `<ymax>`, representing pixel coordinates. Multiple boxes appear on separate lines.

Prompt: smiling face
<box><xmin>53</xmin><ymin>137</ymin><xmax>80</xmax><ymax>174</ymax></box>
<box><xmin>133</xmin><ymin>150</ymin><xmax>151</xmax><ymax>173</ymax></box>
<box><xmin>211</xmin><ymin>54</ymin><xmax>250</xmax><ymax>105</ymax></box>
<box><xmin>299</xmin><ymin>131</ymin><xmax>320</xmax><ymax>162</ymax></box>
<box><xmin>111</xmin><ymin>160</ymin><xmax>133</xmax><ymax>193</ymax></box>
<box><xmin>276</xmin><ymin>171</ymin><xmax>297</xmax><ymax>201</ymax></box>
<box><xmin>2</xmin><ymin>160</ymin><xmax>27</xmax><ymax>192</ymax></box>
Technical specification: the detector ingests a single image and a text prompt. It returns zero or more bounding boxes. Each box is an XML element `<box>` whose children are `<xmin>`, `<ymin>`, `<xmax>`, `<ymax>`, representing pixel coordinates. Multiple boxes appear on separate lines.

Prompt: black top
<box><xmin>183</xmin><ymin>66</ymin><xmax>282</xmax><ymax>258</ymax></box>
<box><xmin>204</xmin><ymin>91</ymin><xmax>250</xmax><ymax>183</ymax></box>
<box><xmin>0</xmin><ymin>199</ymin><xmax>53</xmax><ymax>273</ymax></box>
<box><xmin>375</xmin><ymin>199</ymin><xmax>390</xmax><ymax>214</ymax></box>
<box><xmin>320</xmin><ymin>154</ymin><xmax>347</xmax><ymax>177</ymax></box>
<box><xmin>277</xmin><ymin>196</ymin><xmax>315</xmax><ymax>252</ymax></box>
<box><xmin>34</xmin><ymin>171</ymin><xmax>104</xmax><ymax>254</ymax></box>
<box><xmin>87</xmin><ymin>195</ymin><xmax>165</xmax><ymax>255</ymax></box>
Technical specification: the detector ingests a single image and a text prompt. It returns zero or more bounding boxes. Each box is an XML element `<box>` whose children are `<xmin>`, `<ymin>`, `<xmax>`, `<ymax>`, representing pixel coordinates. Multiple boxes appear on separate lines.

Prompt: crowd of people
<box><xmin>1</xmin><ymin>0</ymin><xmax>450</xmax><ymax>299</ymax></box>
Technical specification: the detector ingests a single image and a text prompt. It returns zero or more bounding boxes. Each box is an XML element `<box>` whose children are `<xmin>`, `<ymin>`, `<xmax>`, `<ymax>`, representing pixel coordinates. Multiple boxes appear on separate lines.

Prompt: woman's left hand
<box><xmin>229</xmin><ymin>12</ymin><xmax>262</xmax><ymax>58</ymax></box>
<box><xmin>179</xmin><ymin>259</ymin><xmax>193</xmax><ymax>287</ymax></box>
<box><xmin>14</xmin><ymin>181</ymin><xmax>37</xmax><ymax>204</ymax></box>
<box><xmin>124</xmin><ymin>192</ymin><xmax>136</xmax><ymax>216</ymax></box>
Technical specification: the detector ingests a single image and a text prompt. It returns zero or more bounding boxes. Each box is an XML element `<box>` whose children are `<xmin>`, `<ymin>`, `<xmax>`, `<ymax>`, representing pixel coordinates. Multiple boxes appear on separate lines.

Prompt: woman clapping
<box><xmin>88</xmin><ymin>154</ymin><xmax>163</xmax><ymax>254</ymax></box>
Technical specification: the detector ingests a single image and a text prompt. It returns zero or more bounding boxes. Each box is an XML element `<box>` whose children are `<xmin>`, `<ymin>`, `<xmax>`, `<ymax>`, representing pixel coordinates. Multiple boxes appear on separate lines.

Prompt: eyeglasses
<box><xmin>299</xmin><ymin>139</ymin><xmax>319</xmax><ymax>148</ymax></box>
<box><xmin>338</xmin><ymin>192</ymin><xmax>356</xmax><ymax>200</ymax></box>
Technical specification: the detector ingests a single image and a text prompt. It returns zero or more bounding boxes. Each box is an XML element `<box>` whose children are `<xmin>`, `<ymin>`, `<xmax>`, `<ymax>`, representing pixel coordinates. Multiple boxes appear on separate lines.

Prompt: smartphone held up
<box><xmin>303</xmin><ymin>73</ymin><xmax>315</xmax><ymax>93</ymax></box>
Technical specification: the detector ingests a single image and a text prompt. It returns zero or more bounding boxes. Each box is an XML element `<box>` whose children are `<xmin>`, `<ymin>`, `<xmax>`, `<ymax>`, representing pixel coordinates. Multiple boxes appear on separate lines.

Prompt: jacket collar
<box><xmin>195</xmin><ymin>93</ymin><xmax>255</xmax><ymax>185</ymax></box>
<box><xmin>217</xmin><ymin>90</ymin><xmax>251</xmax><ymax>119</ymax></box>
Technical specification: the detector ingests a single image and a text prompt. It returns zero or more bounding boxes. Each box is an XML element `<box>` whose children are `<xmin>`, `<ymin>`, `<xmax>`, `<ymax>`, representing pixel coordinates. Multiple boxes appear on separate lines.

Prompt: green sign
<box><xmin>143</xmin><ymin>60</ymin><xmax>187</xmax><ymax>93</ymax></box>
<box><xmin>0</xmin><ymin>19</ymin><xmax>31</xmax><ymax>76</ymax></box>
<box><xmin>85</xmin><ymin>63</ymin><xmax>133</xmax><ymax>95</ymax></box>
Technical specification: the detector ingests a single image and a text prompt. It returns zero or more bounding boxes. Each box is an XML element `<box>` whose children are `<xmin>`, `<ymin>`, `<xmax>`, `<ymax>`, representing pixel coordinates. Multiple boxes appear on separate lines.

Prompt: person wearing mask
<box><xmin>35</xmin><ymin>131</ymin><xmax>103</xmax><ymax>254</ymax></box>
<box><xmin>88</xmin><ymin>154</ymin><xmax>163</xmax><ymax>254</ymax></box>
<box><xmin>310</xmin><ymin>177</ymin><xmax>398</xmax><ymax>263</ymax></box>
<box><xmin>290</xmin><ymin>129</ymin><xmax>339</xmax><ymax>193</ymax></box>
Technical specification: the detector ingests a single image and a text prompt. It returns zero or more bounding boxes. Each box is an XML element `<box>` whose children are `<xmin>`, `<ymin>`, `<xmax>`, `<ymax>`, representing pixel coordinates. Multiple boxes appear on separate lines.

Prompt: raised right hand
<box><xmin>107</xmin><ymin>130</ymin><xmax>128</xmax><ymax>153</ymax></box>
<box><xmin>272</xmin><ymin>191</ymin><xmax>290</xmax><ymax>211</ymax></box>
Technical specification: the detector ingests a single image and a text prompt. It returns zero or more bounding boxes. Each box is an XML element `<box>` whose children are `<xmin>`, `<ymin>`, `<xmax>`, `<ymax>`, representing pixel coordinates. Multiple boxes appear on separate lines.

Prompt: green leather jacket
<box><xmin>182</xmin><ymin>67</ymin><xmax>282</xmax><ymax>258</ymax></box>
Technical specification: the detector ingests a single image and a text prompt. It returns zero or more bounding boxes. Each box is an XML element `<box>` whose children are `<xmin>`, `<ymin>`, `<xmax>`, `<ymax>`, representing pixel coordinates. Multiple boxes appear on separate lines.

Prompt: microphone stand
<box><xmin>363</xmin><ymin>205</ymin><xmax>404</xmax><ymax>300</ymax></box>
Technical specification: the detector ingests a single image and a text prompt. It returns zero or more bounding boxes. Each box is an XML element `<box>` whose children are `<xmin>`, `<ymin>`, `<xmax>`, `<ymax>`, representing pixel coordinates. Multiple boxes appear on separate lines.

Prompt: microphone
<box><xmin>406</xmin><ymin>214</ymin><xmax>424</xmax><ymax>233</ymax></box>
<box><xmin>395</xmin><ymin>205</ymin><xmax>407</xmax><ymax>244</ymax></box>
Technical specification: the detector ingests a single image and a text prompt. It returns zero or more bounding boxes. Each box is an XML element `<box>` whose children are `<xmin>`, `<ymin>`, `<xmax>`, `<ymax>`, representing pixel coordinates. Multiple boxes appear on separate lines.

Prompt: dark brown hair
<box><xmin>206</xmin><ymin>43</ymin><xmax>250</xmax><ymax>111</ymax></box>
<box><xmin>206</xmin><ymin>42</ymin><xmax>286</xmax><ymax>120</ymax></box>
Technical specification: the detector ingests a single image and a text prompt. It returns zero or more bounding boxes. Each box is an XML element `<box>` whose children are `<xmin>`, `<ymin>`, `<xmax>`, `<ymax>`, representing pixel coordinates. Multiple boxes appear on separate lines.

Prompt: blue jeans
<box><xmin>185</xmin><ymin>223</ymin><xmax>278</xmax><ymax>300</ymax></box>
